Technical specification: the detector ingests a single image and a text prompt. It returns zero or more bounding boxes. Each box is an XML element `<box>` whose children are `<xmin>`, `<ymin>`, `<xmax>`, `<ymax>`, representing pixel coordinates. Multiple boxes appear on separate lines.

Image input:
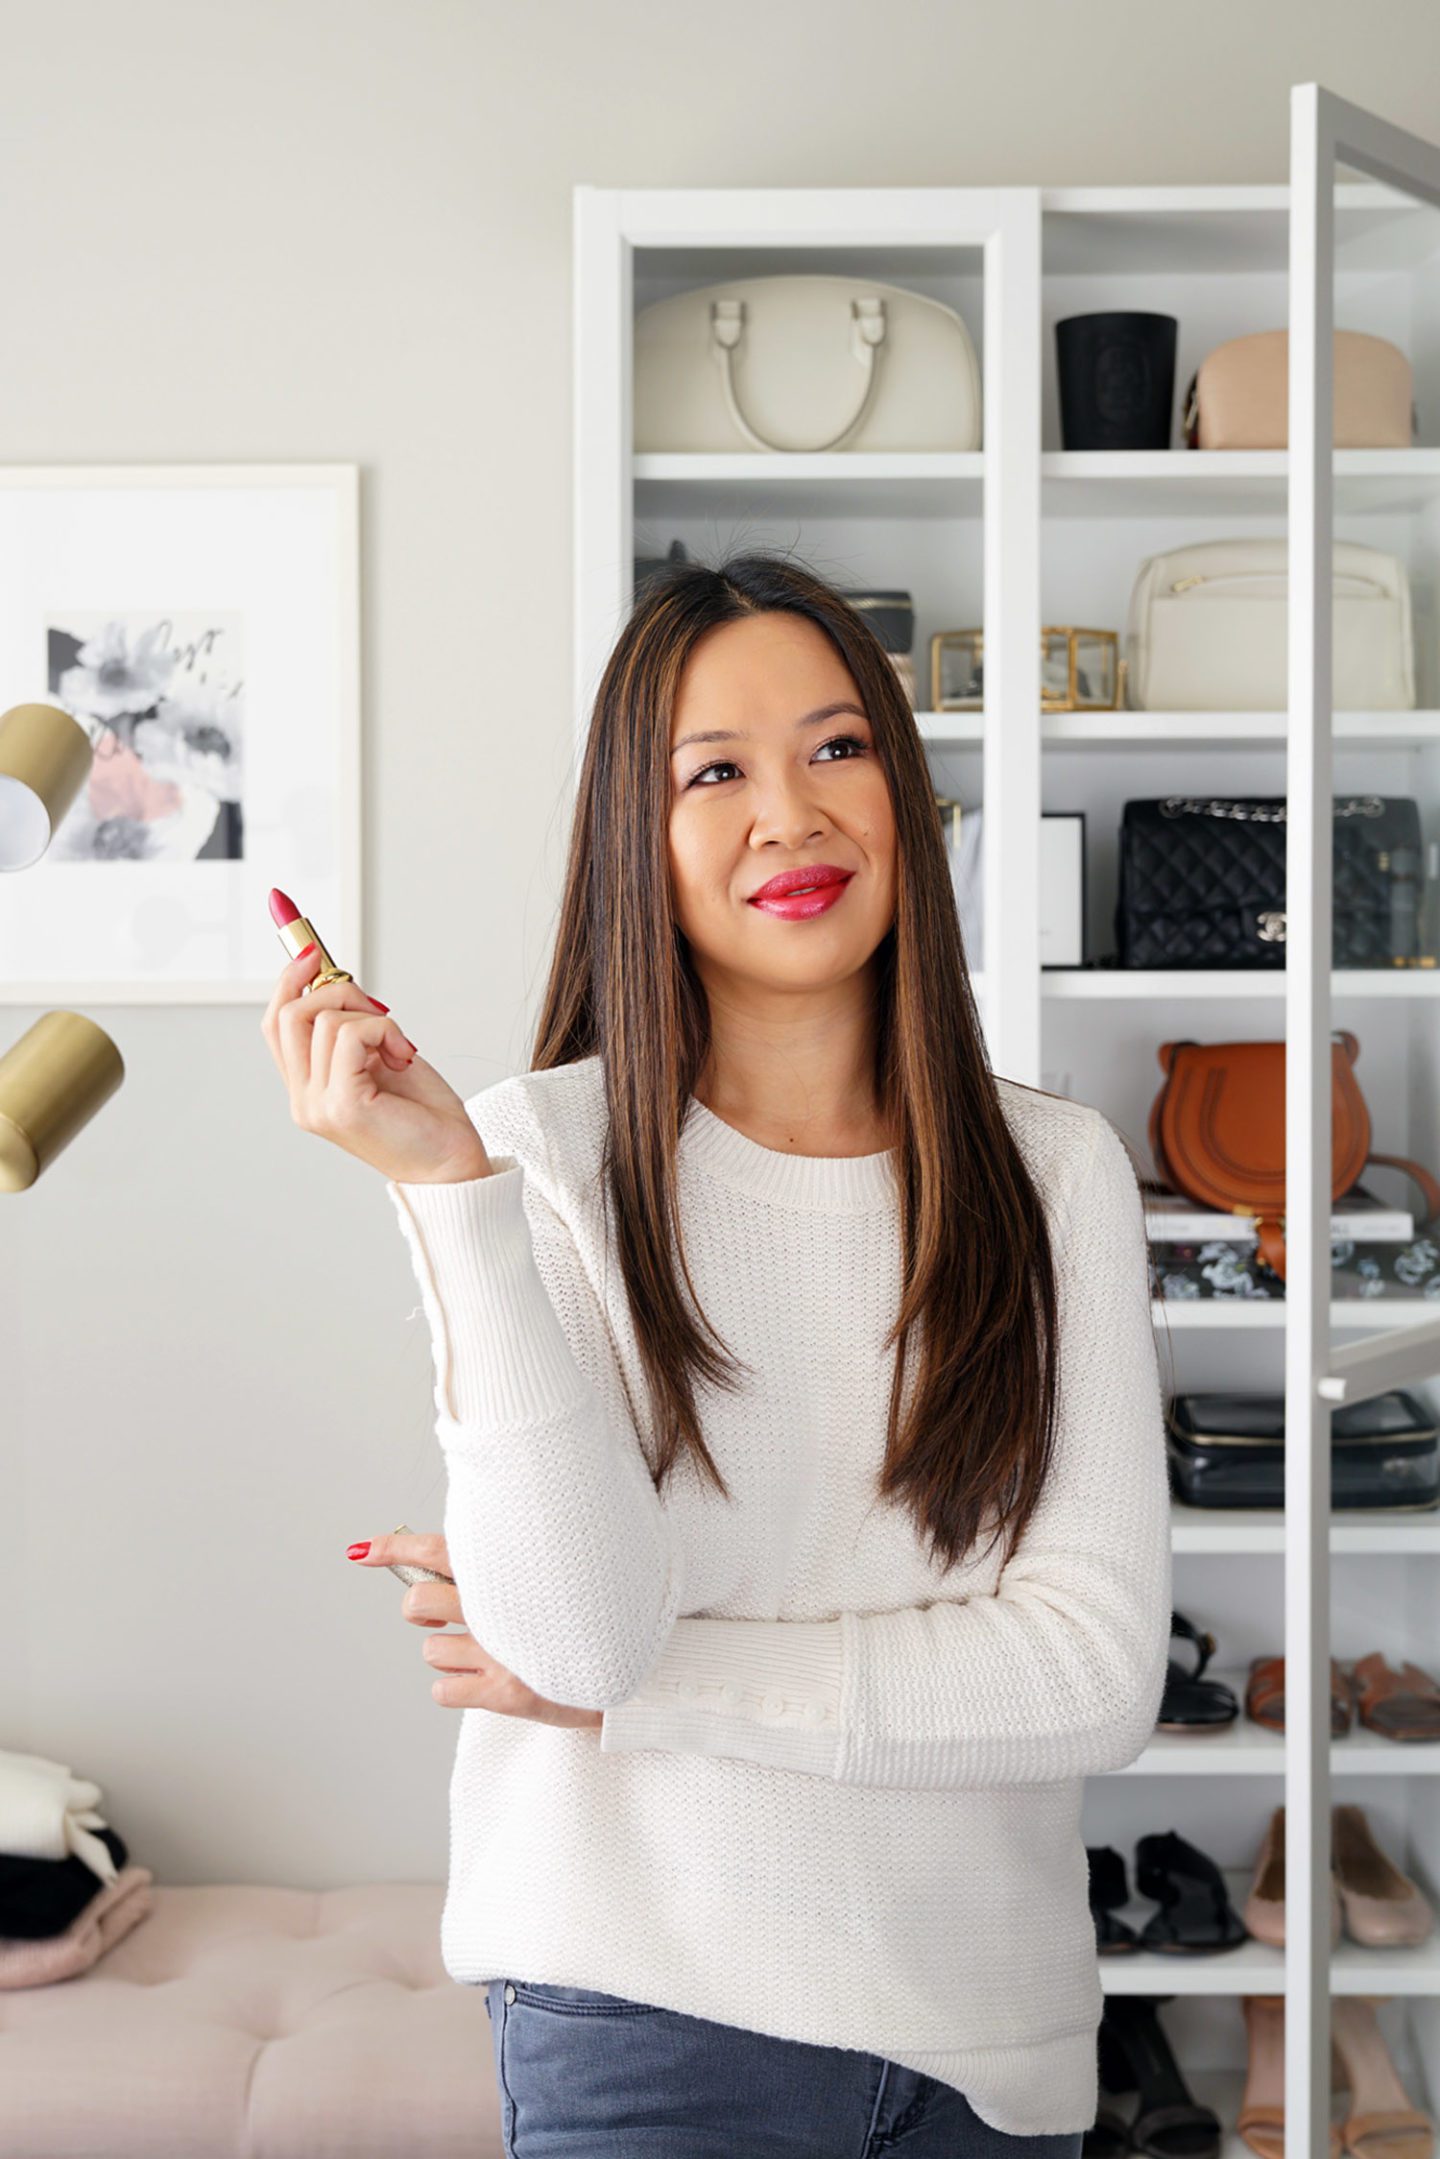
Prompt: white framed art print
<box><xmin>0</xmin><ymin>464</ymin><xmax>360</xmax><ymax>1003</ymax></box>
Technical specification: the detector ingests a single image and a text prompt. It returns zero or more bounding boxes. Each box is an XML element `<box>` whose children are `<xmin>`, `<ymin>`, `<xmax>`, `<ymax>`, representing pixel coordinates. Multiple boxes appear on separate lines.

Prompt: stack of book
<box><xmin>1143</xmin><ymin>1188</ymin><xmax>1440</xmax><ymax>1302</ymax></box>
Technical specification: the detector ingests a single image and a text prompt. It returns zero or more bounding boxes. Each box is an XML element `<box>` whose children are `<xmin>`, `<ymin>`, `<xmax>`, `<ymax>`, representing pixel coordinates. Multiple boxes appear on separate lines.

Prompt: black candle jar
<box><xmin>1055</xmin><ymin>313</ymin><xmax>1178</xmax><ymax>450</ymax></box>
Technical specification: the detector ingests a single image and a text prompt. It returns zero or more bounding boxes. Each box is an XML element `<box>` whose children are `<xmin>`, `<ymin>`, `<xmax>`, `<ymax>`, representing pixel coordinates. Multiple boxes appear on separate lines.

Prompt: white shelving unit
<box><xmin>573</xmin><ymin>85</ymin><xmax>1440</xmax><ymax>2153</ymax></box>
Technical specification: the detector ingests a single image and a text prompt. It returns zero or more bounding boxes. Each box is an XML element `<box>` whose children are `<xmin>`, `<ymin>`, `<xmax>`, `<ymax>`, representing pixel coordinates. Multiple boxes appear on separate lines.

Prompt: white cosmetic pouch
<box><xmin>1124</xmin><ymin>537</ymin><xmax>1416</xmax><ymax>711</ymax></box>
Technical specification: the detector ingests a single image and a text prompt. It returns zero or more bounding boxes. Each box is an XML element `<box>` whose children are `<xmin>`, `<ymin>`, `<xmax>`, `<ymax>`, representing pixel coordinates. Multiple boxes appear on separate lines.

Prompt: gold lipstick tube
<box><xmin>273</xmin><ymin>910</ymin><xmax>353</xmax><ymax>992</ymax></box>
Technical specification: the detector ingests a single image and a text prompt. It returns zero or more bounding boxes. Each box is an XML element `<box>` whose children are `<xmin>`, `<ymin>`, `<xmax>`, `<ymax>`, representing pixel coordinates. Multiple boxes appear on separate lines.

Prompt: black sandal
<box><xmin>1087</xmin><ymin>1845</ymin><xmax>1139</xmax><ymax>1954</ymax></box>
<box><xmin>1097</xmin><ymin>1994</ymin><xmax>1221</xmax><ymax>2159</ymax></box>
<box><xmin>1155</xmin><ymin>1612</ymin><xmax>1238</xmax><ymax>1734</ymax></box>
<box><xmin>1134</xmin><ymin>1829</ymin><xmax>1248</xmax><ymax>1953</ymax></box>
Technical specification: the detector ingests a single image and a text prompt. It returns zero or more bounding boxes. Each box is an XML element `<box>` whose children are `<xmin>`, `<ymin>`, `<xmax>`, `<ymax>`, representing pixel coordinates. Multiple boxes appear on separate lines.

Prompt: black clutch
<box><xmin>1115</xmin><ymin>794</ymin><xmax>1426</xmax><ymax>968</ymax></box>
<box><xmin>1167</xmin><ymin>1390</ymin><xmax>1440</xmax><ymax>1511</ymax></box>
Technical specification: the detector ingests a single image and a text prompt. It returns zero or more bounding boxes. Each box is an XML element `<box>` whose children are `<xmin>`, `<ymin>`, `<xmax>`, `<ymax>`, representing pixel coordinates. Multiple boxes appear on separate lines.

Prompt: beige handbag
<box><xmin>1182</xmin><ymin>329</ymin><xmax>1415</xmax><ymax>449</ymax></box>
<box><xmin>634</xmin><ymin>274</ymin><xmax>981</xmax><ymax>454</ymax></box>
<box><xmin>1124</xmin><ymin>537</ymin><xmax>1416</xmax><ymax>711</ymax></box>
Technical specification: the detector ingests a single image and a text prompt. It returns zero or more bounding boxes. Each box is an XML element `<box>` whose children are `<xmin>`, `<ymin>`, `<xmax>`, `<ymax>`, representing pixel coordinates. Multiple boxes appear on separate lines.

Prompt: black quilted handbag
<box><xmin>1115</xmin><ymin>794</ymin><xmax>1426</xmax><ymax>968</ymax></box>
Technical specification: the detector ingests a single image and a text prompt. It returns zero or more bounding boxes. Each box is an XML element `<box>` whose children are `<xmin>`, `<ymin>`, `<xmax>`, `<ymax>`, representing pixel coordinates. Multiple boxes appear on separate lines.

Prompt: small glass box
<box><xmin>929</xmin><ymin>626</ymin><xmax>1121</xmax><ymax>712</ymax></box>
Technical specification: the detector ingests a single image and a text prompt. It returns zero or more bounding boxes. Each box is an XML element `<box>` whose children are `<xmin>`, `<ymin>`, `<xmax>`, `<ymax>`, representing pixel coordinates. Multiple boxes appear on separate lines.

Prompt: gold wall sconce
<box><xmin>0</xmin><ymin>701</ymin><xmax>125</xmax><ymax>1191</ymax></box>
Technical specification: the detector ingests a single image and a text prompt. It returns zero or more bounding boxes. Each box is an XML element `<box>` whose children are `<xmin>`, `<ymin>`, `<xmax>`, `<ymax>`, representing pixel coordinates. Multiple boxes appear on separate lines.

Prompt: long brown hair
<box><xmin>530</xmin><ymin>549</ymin><xmax>1059</xmax><ymax>1578</ymax></box>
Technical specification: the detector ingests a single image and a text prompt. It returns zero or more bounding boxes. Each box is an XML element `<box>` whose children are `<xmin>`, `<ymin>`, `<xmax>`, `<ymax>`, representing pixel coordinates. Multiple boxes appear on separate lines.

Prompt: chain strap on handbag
<box><xmin>1116</xmin><ymin>795</ymin><xmax>1427</xmax><ymax>969</ymax></box>
<box><xmin>1147</xmin><ymin>1033</ymin><xmax>1440</xmax><ymax>1282</ymax></box>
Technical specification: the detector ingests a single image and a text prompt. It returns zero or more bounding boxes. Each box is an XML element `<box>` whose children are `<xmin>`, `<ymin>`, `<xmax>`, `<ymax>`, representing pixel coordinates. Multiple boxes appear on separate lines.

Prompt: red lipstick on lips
<box><xmin>747</xmin><ymin>864</ymin><xmax>854</xmax><ymax>921</ymax></box>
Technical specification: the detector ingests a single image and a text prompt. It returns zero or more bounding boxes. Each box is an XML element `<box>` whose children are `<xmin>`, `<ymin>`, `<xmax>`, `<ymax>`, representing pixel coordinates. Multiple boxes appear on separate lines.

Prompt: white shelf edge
<box><xmin>1170</xmin><ymin>1501</ymin><xmax>1440</xmax><ymax>1554</ymax></box>
<box><xmin>1153</xmin><ymin>1300</ymin><xmax>1439</xmax><ymax>1329</ymax></box>
<box><xmin>1113</xmin><ymin>1674</ymin><xmax>1440</xmax><ymax>1779</ymax></box>
<box><xmin>1046</xmin><ymin>970</ymin><xmax>1440</xmax><ymax>998</ymax></box>
<box><xmin>917</xmin><ymin>711</ymin><xmax>1440</xmax><ymax>747</ymax></box>
<box><xmin>1099</xmin><ymin>1866</ymin><xmax>1440</xmax><ymax>1996</ymax></box>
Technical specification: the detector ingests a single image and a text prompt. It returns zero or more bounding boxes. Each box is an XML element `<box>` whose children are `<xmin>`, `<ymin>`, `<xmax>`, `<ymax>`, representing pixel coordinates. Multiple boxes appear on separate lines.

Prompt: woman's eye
<box><xmin>687</xmin><ymin>735</ymin><xmax>868</xmax><ymax>788</ymax></box>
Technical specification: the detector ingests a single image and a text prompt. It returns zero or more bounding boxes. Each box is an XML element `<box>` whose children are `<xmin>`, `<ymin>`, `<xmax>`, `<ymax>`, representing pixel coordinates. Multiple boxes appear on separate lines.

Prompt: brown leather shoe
<box><xmin>1246</xmin><ymin>1653</ymin><xmax>1354</xmax><ymax>1736</ymax></box>
<box><xmin>1348</xmin><ymin>1652</ymin><xmax>1440</xmax><ymax>1742</ymax></box>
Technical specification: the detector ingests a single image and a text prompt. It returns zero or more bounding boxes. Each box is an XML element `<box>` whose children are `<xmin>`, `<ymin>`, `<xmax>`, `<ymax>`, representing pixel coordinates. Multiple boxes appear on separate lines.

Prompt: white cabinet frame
<box><xmin>574</xmin><ymin>112</ymin><xmax>1440</xmax><ymax>2135</ymax></box>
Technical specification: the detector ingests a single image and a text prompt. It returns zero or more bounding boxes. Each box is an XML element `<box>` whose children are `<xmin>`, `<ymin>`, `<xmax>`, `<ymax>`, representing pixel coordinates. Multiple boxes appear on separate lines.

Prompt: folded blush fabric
<box><xmin>0</xmin><ymin>1746</ymin><xmax>153</xmax><ymax>1986</ymax></box>
<box><xmin>0</xmin><ymin>1863</ymin><xmax>154</xmax><ymax>1988</ymax></box>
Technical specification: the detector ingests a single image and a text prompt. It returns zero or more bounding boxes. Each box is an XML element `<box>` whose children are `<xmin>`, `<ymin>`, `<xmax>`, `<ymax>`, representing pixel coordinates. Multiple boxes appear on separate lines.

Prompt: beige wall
<box><xmin>3</xmin><ymin>0</ymin><xmax>1437</xmax><ymax>1885</ymax></box>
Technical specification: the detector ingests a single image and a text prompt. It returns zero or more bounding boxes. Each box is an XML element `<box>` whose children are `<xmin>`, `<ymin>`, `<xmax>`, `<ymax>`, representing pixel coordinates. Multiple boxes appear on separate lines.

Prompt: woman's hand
<box><xmin>352</xmin><ymin>1529</ymin><xmax>604</xmax><ymax>1730</ymax></box>
<box><xmin>261</xmin><ymin>942</ymin><xmax>490</xmax><ymax>1185</ymax></box>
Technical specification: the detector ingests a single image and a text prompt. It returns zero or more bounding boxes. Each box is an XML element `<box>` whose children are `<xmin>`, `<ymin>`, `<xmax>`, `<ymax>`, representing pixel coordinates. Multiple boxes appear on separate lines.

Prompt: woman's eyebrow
<box><xmin>670</xmin><ymin>701</ymin><xmax>867</xmax><ymax>756</ymax></box>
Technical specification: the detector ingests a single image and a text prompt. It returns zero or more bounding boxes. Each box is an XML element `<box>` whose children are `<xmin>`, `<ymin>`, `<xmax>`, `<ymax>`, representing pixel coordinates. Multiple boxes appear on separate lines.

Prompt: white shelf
<box><xmin>634</xmin><ymin>448</ymin><xmax>1440</xmax><ymax>519</ymax></box>
<box><xmin>1041</xmin><ymin>711</ymin><xmax>1440</xmax><ymax>749</ymax></box>
<box><xmin>1171</xmin><ymin>1500</ymin><xmax>1440</xmax><ymax>1554</ymax></box>
<box><xmin>634</xmin><ymin>451</ymin><xmax>983</xmax><ymax>520</ymax></box>
<box><xmin>1154</xmin><ymin>1301</ymin><xmax>1440</xmax><ymax>1329</ymax></box>
<box><xmin>1115</xmin><ymin>1675</ymin><xmax>1440</xmax><ymax>1778</ymax></box>
<box><xmin>918</xmin><ymin>711</ymin><xmax>1440</xmax><ymax>747</ymax></box>
<box><xmin>1041</xmin><ymin>180</ymin><xmax>1433</xmax><ymax>275</ymax></box>
<box><xmin>1099</xmin><ymin>1866</ymin><xmax>1440</xmax><ymax>1995</ymax></box>
<box><xmin>1042</xmin><ymin>449</ymin><xmax>1440</xmax><ymax>516</ymax></box>
<box><xmin>1046</xmin><ymin>970</ymin><xmax>1440</xmax><ymax>998</ymax></box>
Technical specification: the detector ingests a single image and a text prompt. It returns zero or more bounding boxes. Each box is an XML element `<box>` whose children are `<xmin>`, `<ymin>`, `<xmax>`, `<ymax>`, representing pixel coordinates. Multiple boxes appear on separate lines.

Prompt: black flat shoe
<box><xmin>1134</xmin><ymin>1829</ymin><xmax>1248</xmax><ymax>1953</ymax></box>
<box><xmin>1097</xmin><ymin>1995</ymin><xmax>1220</xmax><ymax>2159</ymax></box>
<box><xmin>1155</xmin><ymin>1611</ymin><xmax>1239</xmax><ymax>1733</ymax></box>
<box><xmin>1087</xmin><ymin>1845</ymin><xmax>1139</xmax><ymax>1954</ymax></box>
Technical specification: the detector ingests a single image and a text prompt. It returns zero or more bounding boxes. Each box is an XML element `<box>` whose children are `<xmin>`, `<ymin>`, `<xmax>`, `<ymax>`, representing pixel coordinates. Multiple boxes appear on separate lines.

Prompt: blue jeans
<box><xmin>484</xmin><ymin>1979</ymin><xmax>1085</xmax><ymax>2157</ymax></box>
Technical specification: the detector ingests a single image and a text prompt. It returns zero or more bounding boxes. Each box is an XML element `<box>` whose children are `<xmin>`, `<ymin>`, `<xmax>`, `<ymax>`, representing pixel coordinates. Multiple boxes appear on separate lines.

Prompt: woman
<box><xmin>264</xmin><ymin>551</ymin><xmax>1172</xmax><ymax>2156</ymax></box>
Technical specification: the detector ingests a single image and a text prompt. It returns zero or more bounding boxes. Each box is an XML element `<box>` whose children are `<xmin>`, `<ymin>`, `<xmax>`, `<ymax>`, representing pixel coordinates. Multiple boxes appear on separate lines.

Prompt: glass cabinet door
<box><xmin>1287</xmin><ymin>79</ymin><xmax>1440</xmax><ymax>2159</ymax></box>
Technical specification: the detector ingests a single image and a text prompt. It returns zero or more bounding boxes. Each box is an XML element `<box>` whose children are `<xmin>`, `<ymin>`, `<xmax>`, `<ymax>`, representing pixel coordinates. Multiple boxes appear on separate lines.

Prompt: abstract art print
<box><xmin>0</xmin><ymin>466</ymin><xmax>359</xmax><ymax>1003</ymax></box>
<box><xmin>46</xmin><ymin>611</ymin><xmax>246</xmax><ymax>865</ymax></box>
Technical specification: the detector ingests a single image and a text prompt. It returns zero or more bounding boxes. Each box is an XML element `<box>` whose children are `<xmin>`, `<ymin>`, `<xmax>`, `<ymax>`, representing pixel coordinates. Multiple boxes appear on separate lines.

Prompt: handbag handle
<box><xmin>709</xmin><ymin>296</ymin><xmax>888</xmax><ymax>453</ymax></box>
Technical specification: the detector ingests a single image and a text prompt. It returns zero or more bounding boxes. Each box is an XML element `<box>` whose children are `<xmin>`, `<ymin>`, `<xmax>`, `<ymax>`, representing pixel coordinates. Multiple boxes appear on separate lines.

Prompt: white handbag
<box><xmin>1124</xmin><ymin>537</ymin><xmax>1416</xmax><ymax>711</ymax></box>
<box><xmin>634</xmin><ymin>274</ymin><xmax>982</xmax><ymax>454</ymax></box>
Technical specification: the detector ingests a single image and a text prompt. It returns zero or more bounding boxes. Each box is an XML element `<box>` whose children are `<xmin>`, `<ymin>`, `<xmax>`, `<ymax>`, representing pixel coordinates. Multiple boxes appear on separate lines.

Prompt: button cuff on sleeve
<box><xmin>599</xmin><ymin>1616</ymin><xmax>844</xmax><ymax>1778</ymax></box>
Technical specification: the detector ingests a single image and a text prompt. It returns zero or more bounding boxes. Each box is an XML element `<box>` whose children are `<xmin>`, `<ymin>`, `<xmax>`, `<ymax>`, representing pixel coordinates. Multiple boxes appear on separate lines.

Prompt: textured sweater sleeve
<box><xmin>599</xmin><ymin>1111</ymin><xmax>1173</xmax><ymax>1789</ymax></box>
<box><xmin>385</xmin><ymin>1083</ymin><xmax>685</xmax><ymax>1712</ymax></box>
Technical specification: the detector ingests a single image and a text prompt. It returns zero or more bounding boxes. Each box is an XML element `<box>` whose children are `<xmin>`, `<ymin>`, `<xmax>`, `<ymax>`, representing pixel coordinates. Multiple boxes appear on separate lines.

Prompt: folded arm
<box><xmin>386</xmin><ymin>1082</ymin><xmax>684</xmax><ymax>1711</ymax></box>
<box><xmin>599</xmin><ymin>1112</ymin><xmax>1173</xmax><ymax>1789</ymax></box>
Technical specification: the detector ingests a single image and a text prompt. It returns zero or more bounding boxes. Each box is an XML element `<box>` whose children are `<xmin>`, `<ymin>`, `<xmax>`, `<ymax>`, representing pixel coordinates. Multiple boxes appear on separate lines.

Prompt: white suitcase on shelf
<box><xmin>634</xmin><ymin>274</ymin><xmax>982</xmax><ymax>454</ymax></box>
<box><xmin>1123</xmin><ymin>536</ymin><xmax>1417</xmax><ymax>711</ymax></box>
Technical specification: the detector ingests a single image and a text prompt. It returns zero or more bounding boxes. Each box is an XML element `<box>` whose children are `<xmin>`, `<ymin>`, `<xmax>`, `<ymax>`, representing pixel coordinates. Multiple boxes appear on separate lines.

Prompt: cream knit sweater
<box><xmin>384</xmin><ymin>1053</ymin><xmax>1172</xmax><ymax>2138</ymax></box>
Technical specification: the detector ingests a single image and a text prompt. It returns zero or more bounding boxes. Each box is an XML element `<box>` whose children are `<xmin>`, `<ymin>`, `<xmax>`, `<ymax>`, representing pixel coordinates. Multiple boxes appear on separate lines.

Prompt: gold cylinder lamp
<box><xmin>0</xmin><ymin>701</ymin><xmax>95</xmax><ymax>871</ymax></box>
<box><xmin>0</xmin><ymin>1012</ymin><xmax>125</xmax><ymax>1192</ymax></box>
<box><xmin>0</xmin><ymin>700</ymin><xmax>125</xmax><ymax>1190</ymax></box>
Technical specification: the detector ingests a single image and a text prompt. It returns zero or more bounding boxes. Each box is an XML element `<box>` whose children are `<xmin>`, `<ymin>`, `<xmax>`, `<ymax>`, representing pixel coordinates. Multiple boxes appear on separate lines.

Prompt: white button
<box><xmin>677</xmin><ymin>1679</ymin><xmax>699</xmax><ymax>1702</ymax></box>
<box><xmin>762</xmin><ymin>1692</ymin><xmax>787</xmax><ymax>1719</ymax></box>
<box><xmin>720</xmin><ymin>1683</ymin><xmax>742</xmax><ymax>1710</ymax></box>
<box><xmin>503</xmin><ymin>1984</ymin><xmax>516</xmax><ymax>2005</ymax></box>
<box><xmin>802</xmin><ymin>1702</ymin><xmax>826</xmax><ymax>1725</ymax></box>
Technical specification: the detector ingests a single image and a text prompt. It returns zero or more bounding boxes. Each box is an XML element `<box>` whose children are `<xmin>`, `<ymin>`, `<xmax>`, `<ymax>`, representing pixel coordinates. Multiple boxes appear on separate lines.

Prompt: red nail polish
<box><xmin>402</xmin><ymin>1035</ymin><xmax>417</xmax><ymax>1051</ymax></box>
<box><xmin>368</xmin><ymin>997</ymin><xmax>390</xmax><ymax>1013</ymax></box>
<box><xmin>297</xmin><ymin>941</ymin><xmax>316</xmax><ymax>959</ymax></box>
<box><xmin>347</xmin><ymin>1542</ymin><xmax>371</xmax><ymax>1560</ymax></box>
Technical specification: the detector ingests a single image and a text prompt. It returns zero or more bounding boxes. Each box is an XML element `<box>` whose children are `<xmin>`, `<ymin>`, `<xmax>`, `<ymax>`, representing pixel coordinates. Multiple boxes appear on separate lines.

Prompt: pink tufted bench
<box><xmin>0</xmin><ymin>1882</ymin><xmax>504</xmax><ymax>2158</ymax></box>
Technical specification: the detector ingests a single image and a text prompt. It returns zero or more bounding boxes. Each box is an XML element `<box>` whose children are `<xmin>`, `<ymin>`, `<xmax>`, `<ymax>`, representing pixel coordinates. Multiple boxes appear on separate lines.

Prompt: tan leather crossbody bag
<box><xmin>1148</xmin><ymin>1033</ymin><xmax>1440</xmax><ymax>1280</ymax></box>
